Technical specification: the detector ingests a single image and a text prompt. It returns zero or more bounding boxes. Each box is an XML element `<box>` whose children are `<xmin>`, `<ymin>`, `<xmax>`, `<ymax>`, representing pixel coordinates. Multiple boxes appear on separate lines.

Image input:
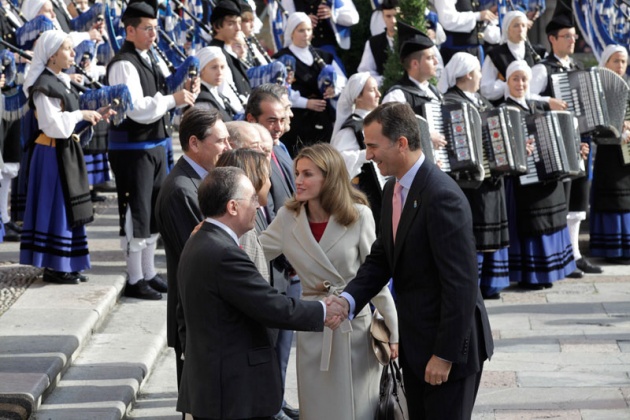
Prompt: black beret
<box><xmin>398</xmin><ymin>21</ymin><xmax>433</xmax><ymax>60</ymax></box>
<box><xmin>210</xmin><ymin>0</ymin><xmax>242</xmax><ymax>25</ymax></box>
<box><xmin>545</xmin><ymin>4</ymin><xmax>575</xmax><ymax>34</ymax></box>
<box><xmin>122</xmin><ymin>0</ymin><xmax>157</xmax><ymax>20</ymax></box>
<box><xmin>379</xmin><ymin>0</ymin><xmax>399</xmax><ymax>11</ymax></box>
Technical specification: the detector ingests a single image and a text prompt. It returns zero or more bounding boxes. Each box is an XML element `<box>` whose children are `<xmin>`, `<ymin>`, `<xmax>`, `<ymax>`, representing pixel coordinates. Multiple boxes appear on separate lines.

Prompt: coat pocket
<box><xmin>248</xmin><ymin>347</ymin><xmax>272</xmax><ymax>366</ymax></box>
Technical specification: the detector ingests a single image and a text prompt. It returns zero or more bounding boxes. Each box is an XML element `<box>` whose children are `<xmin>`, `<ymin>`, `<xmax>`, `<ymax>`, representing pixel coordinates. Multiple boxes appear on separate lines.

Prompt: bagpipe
<box><xmin>0</xmin><ymin>38</ymin><xmax>29</xmax><ymax>121</ymax></box>
<box><xmin>16</xmin><ymin>15</ymin><xmax>56</xmax><ymax>51</ymax></box>
<box><xmin>264</xmin><ymin>0</ymin><xmax>289</xmax><ymax>53</ymax></box>
<box><xmin>73</xmin><ymin>84</ymin><xmax>133</xmax><ymax>145</ymax></box>
<box><xmin>573</xmin><ymin>0</ymin><xmax>630</xmax><ymax>72</ymax></box>
<box><xmin>69</xmin><ymin>2</ymin><xmax>105</xmax><ymax>32</ymax></box>
<box><xmin>0</xmin><ymin>49</ymin><xmax>17</xmax><ymax>87</ymax></box>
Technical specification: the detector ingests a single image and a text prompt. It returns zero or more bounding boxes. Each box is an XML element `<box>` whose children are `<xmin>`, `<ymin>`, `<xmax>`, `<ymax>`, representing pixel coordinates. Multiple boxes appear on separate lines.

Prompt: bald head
<box><xmin>254</xmin><ymin>123</ymin><xmax>274</xmax><ymax>162</ymax></box>
<box><xmin>226</xmin><ymin>121</ymin><xmax>262</xmax><ymax>151</ymax></box>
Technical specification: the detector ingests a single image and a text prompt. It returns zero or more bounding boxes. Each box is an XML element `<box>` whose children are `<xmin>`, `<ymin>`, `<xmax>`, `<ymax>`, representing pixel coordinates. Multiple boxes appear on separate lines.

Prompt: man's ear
<box><xmin>246</xmin><ymin>113</ymin><xmax>256</xmax><ymax>123</ymax></box>
<box><xmin>398</xmin><ymin>136</ymin><xmax>409</xmax><ymax>150</ymax></box>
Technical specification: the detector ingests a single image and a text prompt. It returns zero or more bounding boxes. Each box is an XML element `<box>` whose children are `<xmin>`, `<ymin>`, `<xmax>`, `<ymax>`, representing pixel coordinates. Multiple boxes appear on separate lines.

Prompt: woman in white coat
<box><xmin>259</xmin><ymin>143</ymin><xmax>398</xmax><ymax>420</ymax></box>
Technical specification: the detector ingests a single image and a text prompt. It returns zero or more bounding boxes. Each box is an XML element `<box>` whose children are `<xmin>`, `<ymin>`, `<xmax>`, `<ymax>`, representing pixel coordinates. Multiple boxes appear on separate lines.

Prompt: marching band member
<box><xmin>441</xmin><ymin>52</ymin><xmax>510</xmax><ymax>299</ymax></box>
<box><xmin>590</xmin><ymin>45</ymin><xmax>630</xmax><ymax>265</ymax></box>
<box><xmin>106</xmin><ymin>0</ymin><xmax>197</xmax><ymax>300</ymax></box>
<box><xmin>357</xmin><ymin>0</ymin><xmax>398</xmax><ymax>87</ymax></box>
<box><xmin>195</xmin><ymin>46</ymin><xmax>238</xmax><ymax>121</ymax></box>
<box><xmin>501</xmin><ymin>60</ymin><xmax>575</xmax><ymax>289</ymax></box>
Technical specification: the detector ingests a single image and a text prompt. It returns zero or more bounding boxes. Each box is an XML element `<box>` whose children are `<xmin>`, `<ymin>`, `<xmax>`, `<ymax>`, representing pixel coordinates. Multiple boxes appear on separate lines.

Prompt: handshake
<box><xmin>323</xmin><ymin>295</ymin><xmax>350</xmax><ymax>330</ymax></box>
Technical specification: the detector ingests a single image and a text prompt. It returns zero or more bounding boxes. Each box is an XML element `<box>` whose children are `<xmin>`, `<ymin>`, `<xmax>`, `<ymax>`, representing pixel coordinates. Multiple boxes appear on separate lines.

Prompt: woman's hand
<box><xmin>526</xmin><ymin>138</ymin><xmax>535</xmax><ymax>156</ymax></box>
<box><xmin>317</xmin><ymin>4</ymin><xmax>331</xmax><ymax>20</ymax></box>
<box><xmin>82</xmin><ymin>110</ymin><xmax>102</xmax><ymax>125</ymax></box>
<box><xmin>389</xmin><ymin>343</ymin><xmax>399</xmax><ymax>360</ymax></box>
<box><xmin>430</xmin><ymin>130</ymin><xmax>447</xmax><ymax>149</ymax></box>
<box><xmin>69</xmin><ymin>73</ymin><xmax>84</xmax><ymax>84</ymax></box>
<box><xmin>97</xmin><ymin>106</ymin><xmax>117</xmax><ymax>124</ymax></box>
<box><xmin>0</xmin><ymin>74</ymin><xmax>5</xmax><ymax>89</ymax></box>
<box><xmin>191</xmin><ymin>220</ymin><xmax>204</xmax><ymax>236</ymax></box>
<box><xmin>307</xmin><ymin>98</ymin><xmax>326</xmax><ymax>112</ymax></box>
<box><xmin>549</xmin><ymin>98</ymin><xmax>568</xmax><ymax>111</ymax></box>
<box><xmin>580</xmin><ymin>142</ymin><xmax>590</xmax><ymax>160</ymax></box>
<box><xmin>323</xmin><ymin>86</ymin><xmax>335</xmax><ymax>100</ymax></box>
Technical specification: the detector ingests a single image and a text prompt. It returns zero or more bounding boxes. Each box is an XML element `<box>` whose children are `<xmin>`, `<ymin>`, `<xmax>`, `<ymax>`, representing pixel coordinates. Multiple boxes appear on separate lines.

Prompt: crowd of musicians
<box><xmin>0</xmin><ymin>1</ymin><xmax>628</xmax><ymax>286</ymax></box>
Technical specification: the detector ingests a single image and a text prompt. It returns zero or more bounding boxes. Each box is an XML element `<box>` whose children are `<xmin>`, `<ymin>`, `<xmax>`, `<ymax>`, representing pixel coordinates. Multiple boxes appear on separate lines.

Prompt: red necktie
<box><xmin>392</xmin><ymin>181</ymin><xmax>403</xmax><ymax>242</ymax></box>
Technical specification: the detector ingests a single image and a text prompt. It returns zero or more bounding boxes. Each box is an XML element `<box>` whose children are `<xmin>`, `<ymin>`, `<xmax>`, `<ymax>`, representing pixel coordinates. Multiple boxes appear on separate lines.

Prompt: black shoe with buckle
<box><xmin>575</xmin><ymin>258</ymin><xmax>603</xmax><ymax>274</ymax></box>
<box><xmin>5</xmin><ymin>221</ymin><xmax>22</xmax><ymax>233</ymax></box>
<box><xmin>71</xmin><ymin>272</ymin><xmax>89</xmax><ymax>282</ymax></box>
<box><xmin>567</xmin><ymin>269</ymin><xmax>584</xmax><ymax>279</ymax></box>
<box><xmin>147</xmin><ymin>273</ymin><xmax>168</xmax><ymax>293</ymax></box>
<box><xmin>43</xmin><ymin>268</ymin><xmax>80</xmax><ymax>285</ymax></box>
<box><xmin>124</xmin><ymin>280</ymin><xmax>162</xmax><ymax>300</ymax></box>
<box><xmin>282</xmin><ymin>404</ymin><xmax>299</xmax><ymax>420</ymax></box>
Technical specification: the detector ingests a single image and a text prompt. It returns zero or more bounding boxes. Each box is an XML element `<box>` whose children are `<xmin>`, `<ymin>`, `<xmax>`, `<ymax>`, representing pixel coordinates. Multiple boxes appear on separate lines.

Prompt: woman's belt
<box><xmin>303</xmin><ymin>281</ymin><xmax>353</xmax><ymax>372</ymax></box>
<box><xmin>34</xmin><ymin>133</ymin><xmax>56</xmax><ymax>147</ymax></box>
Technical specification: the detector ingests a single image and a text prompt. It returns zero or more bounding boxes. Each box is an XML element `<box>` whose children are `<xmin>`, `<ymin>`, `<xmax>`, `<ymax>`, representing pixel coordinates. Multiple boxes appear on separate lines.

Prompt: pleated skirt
<box><xmin>84</xmin><ymin>152</ymin><xmax>111</xmax><ymax>186</ymax></box>
<box><xmin>19</xmin><ymin>144</ymin><xmax>90</xmax><ymax>272</ymax></box>
<box><xmin>589</xmin><ymin>211</ymin><xmax>630</xmax><ymax>259</ymax></box>
<box><xmin>478</xmin><ymin>248</ymin><xmax>510</xmax><ymax>295</ymax></box>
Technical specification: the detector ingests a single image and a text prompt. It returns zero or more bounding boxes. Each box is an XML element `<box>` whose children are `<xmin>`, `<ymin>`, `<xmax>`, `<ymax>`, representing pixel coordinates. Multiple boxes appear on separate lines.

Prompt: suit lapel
<box><xmin>177</xmin><ymin>157</ymin><xmax>204</xmax><ymax>191</ymax></box>
<box><xmin>393</xmin><ymin>161</ymin><xmax>432</xmax><ymax>266</ymax></box>
<box><xmin>292</xmin><ymin>209</ymin><xmax>345</xmax><ymax>283</ymax></box>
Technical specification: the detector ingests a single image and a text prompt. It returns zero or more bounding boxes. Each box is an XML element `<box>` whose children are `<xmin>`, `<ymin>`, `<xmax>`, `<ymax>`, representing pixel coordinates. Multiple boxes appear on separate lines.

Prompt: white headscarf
<box><xmin>196</xmin><ymin>46</ymin><xmax>225</xmax><ymax>72</ymax></box>
<box><xmin>501</xmin><ymin>11</ymin><xmax>528</xmax><ymax>44</ymax></box>
<box><xmin>599</xmin><ymin>44</ymin><xmax>628</xmax><ymax>67</ymax></box>
<box><xmin>284</xmin><ymin>12</ymin><xmax>310</xmax><ymax>48</ymax></box>
<box><xmin>438</xmin><ymin>52</ymin><xmax>480</xmax><ymax>93</ymax></box>
<box><xmin>23</xmin><ymin>30</ymin><xmax>70</xmax><ymax>97</ymax></box>
<box><xmin>332</xmin><ymin>72</ymin><xmax>371</xmax><ymax>137</ymax></box>
<box><xmin>22</xmin><ymin>0</ymin><xmax>49</xmax><ymax>21</ymax></box>
<box><xmin>504</xmin><ymin>59</ymin><xmax>532</xmax><ymax>99</ymax></box>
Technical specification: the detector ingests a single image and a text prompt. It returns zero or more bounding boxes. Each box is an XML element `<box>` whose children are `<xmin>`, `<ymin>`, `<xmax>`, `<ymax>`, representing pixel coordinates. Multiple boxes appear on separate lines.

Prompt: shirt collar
<box><xmin>396</xmin><ymin>154</ymin><xmax>425</xmax><ymax>203</ymax></box>
<box><xmin>206</xmin><ymin>218</ymin><xmax>240</xmax><ymax>244</ymax></box>
<box><xmin>182</xmin><ymin>154</ymin><xmax>209</xmax><ymax>179</ymax></box>
<box><xmin>507</xmin><ymin>41</ymin><xmax>525</xmax><ymax>59</ymax></box>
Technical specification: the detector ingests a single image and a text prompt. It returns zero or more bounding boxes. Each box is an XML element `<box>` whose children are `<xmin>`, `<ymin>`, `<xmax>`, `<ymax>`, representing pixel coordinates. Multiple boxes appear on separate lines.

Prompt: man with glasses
<box><xmin>107</xmin><ymin>0</ymin><xmax>197</xmax><ymax>300</ymax></box>
<box><xmin>530</xmin><ymin>6</ymin><xmax>603</xmax><ymax>279</ymax></box>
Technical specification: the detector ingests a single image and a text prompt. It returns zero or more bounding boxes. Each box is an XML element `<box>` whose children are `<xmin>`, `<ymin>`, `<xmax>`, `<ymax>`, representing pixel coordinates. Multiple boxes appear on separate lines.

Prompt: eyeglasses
<box><xmin>233</xmin><ymin>194</ymin><xmax>259</xmax><ymax>205</ymax></box>
<box><xmin>138</xmin><ymin>25</ymin><xmax>159</xmax><ymax>33</ymax></box>
<box><xmin>557</xmin><ymin>34</ymin><xmax>579</xmax><ymax>41</ymax></box>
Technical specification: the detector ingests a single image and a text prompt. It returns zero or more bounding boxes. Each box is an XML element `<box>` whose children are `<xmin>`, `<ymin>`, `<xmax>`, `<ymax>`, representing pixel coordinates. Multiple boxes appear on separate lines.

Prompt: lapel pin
<box><xmin>413</xmin><ymin>200</ymin><xmax>418</xmax><ymax>208</ymax></box>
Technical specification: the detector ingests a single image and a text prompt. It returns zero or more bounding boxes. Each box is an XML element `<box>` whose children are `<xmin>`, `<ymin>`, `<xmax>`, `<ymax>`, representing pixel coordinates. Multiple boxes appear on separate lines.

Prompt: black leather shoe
<box><xmin>43</xmin><ymin>269</ymin><xmax>80</xmax><ymax>285</ymax></box>
<box><xmin>482</xmin><ymin>292</ymin><xmax>501</xmax><ymax>300</ymax></box>
<box><xmin>5</xmin><ymin>221</ymin><xmax>22</xmax><ymax>233</ymax></box>
<box><xmin>575</xmin><ymin>258</ymin><xmax>603</xmax><ymax>274</ymax></box>
<box><xmin>518</xmin><ymin>283</ymin><xmax>544</xmax><ymax>290</ymax></box>
<box><xmin>124</xmin><ymin>280</ymin><xmax>162</xmax><ymax>300</ymax></box>
<box><xmin>90</xmin><ymin>190</ymin><xmax>107</xmax><ymax>202</ymax></box>
<box><xmin>605</xmin><ymin>257</ymin><xmax>630</xmax><ymax>265</ymax></box>
<box><xmin>282</xmin><ymin>404</ymin><xmax>299</xmax><ymax>420</ymax></box>
<box><xmin>93</xmin><ymin>180</ymin><xmax>117</xmax><ymax>193</ymax></box>
<box><xmin>567</xmin><ymin>269</ymin><xmax>584</xmax><ymax>279</ymax></box>
<box><xmin>2</xmin><ymin>223</ymin><xmax>21</xmax><ymax>242</ymax></box>
<box><xmin>147</xmin><ymin>273</ymin><xmax>168</xmax><ymax>292</ymax></box>
<box><xmin>72</xmin><ymin>272</ymin><xmax>89</xmax><ymax>282</ymax></box>
<box><xmin>272</xmin><ymin>410</ymin><xmax>293</xmax><ymax>420</ymax></box>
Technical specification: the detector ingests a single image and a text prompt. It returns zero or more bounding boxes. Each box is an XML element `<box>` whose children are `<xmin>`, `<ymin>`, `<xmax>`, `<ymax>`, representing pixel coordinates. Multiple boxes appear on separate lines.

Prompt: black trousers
<box><xmin>403</xmin><ymin>365</ymin><xmax>483</xmax><ymax>420</ymax></box>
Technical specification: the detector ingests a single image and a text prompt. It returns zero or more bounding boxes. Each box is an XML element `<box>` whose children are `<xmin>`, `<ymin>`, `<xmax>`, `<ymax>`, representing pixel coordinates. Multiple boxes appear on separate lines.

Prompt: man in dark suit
<box><xmin>246</xmin><ymin>86</ymin><xmax>300</xmax><ymax>420</ymax></box>
<box><xmin>177</xmin><ymin>166</ymin><xmax>343</xmax><ymax>420</ymax></box>
<box><xmin>155</xmin><ymin>108</ymin><xmax>231</xmax><ymax>395</ymax></box>
<box><xmin>334</xmin><ymin>102</ymin><xmax>494</xmax><ymax>419</ymax></box>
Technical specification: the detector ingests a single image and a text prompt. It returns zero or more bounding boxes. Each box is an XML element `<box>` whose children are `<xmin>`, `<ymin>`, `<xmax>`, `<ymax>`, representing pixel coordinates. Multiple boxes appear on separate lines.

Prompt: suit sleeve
<box><xmin>427</xmin><ymin>185</ymin><xmax>479</xmax><ymax>363</ymax></box>
<box><xmin>218</xmin><ymin>245</ymin><xmax>324</xmax><ymax>332</ymax></box>
<box><xmin>158</xmin><ymin>186</ymin><xmax>203</xmax><ymax>257</ymax></box>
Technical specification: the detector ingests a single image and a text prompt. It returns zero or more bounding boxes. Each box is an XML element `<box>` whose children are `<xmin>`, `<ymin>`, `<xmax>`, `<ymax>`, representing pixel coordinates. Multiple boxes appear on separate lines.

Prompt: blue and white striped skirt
<box><xmin>589</xmin><ymin>211</ymin><xmax>630</xmax><ymax>259</ymax></box>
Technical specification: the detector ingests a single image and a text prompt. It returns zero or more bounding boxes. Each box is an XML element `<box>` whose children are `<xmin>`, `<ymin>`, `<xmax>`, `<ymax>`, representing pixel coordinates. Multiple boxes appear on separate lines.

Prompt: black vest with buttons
<box><xmin>294</xmin><ymin>0</ymin><xmax>337</xmax><ymax>47</ymax></box>
<box><xmin>444</xmin><ymin>0</ymin><xmax>481</xmax><ymax>47</ymax></box>
<box><xmin>386</xmin><ymin>76</ymin><xmax>443</xmax><ymax>117</ymax></box>
<box><xmin>487</xmin><ymin>43</ymin><xmax>537</xmax><ymax>81</ymax></box>
<box><xmin>29</xmin><ymin>70</ymin><xmax>80</xmax><ymax>130</ymax></box>
<box><xmin>368</xmin><ymin>32</ymin><xmax>390</xmax><ymax>76</ymax></box>
<box><xmin>106</xmin><ymin>41</ymin><xmax>170</xmax><ymax>142</ymax></box>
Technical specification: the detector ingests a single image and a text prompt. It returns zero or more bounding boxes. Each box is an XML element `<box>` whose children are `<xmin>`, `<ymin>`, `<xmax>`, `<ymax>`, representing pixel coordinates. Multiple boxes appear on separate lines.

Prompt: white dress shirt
<box><xmin>432</xmin><ymin>0</ymin><xmax>500</xmax><ymax>45</ymax></box>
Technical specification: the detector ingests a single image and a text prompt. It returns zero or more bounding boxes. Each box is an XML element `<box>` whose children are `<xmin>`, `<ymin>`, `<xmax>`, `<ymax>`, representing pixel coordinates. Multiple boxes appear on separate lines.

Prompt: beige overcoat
<box><xmin>260</xmin><ymin>203</ymin><xmax>398</xmax><ymax>420</ymax></box>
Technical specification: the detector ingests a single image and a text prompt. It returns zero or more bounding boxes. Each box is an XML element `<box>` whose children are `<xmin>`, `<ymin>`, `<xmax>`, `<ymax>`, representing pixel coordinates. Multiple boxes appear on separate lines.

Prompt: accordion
<box><xmin>422</xmin><ymin>103</ymin><xmax>485</xmax><ymax>188</ymax></box>
<box><xmin>551</xmin><ymin>68</ymin><xmax>629</xmax><ymax>140</ymax></box>
<box><xmin>479</xmin><ymin>107</ymin><xmax>528</xmax><ymax>176</ymax></box>
<box><xmin>519</xmin><ymin>111</ymin><xmax>584</xmax><ymax>186</ymax></box>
